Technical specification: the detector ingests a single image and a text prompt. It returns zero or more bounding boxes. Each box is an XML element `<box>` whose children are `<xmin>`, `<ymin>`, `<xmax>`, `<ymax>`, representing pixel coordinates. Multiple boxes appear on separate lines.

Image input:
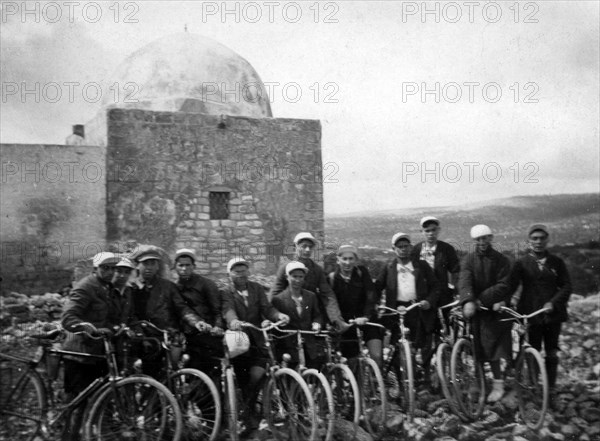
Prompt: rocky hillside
<box><xmin>1</xmin><ymin>292</ymin><xmax>598</xmax><ymax>441</ymax></box>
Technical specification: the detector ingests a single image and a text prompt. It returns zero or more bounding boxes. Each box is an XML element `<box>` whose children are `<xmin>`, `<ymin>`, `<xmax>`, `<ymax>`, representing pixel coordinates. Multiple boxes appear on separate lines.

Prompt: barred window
<box><xmin>209</xmin><ymin>192</ymin><xmax>230</xmax><ymax>219</ymax></box>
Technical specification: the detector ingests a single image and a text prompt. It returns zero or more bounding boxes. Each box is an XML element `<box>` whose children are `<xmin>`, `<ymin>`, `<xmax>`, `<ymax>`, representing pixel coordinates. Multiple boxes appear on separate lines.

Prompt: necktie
<box><xmin>238</xmin><ymin>291</ymin><xmax>248</xmax><ymax>308</ymax></box>
<box><xmin>293</xmin><ymin>297</ymin><xmax>303</xmax><ymax>316</ymax></box>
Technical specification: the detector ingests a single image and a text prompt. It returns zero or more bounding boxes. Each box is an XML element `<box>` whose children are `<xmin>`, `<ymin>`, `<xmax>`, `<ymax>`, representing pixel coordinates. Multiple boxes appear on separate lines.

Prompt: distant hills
<box><xmin>325</xmin><ymin>193</ymin><xmax>599</xmax><ymax>249</ymax></box>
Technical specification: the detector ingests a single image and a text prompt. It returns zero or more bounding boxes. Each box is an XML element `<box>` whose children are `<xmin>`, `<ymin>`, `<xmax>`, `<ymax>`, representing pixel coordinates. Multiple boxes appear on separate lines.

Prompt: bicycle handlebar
<box><xmin>499</xmin><ymin>306</ymin><xmax>551</xmax><ymax>321</ymax></box>
<box><xmin>348</xmin><ymin>320</ymin><xmax>387</xmax><ymax>330</ymax></box>
<box><xmin>273</xmin><ymin>327</ymin><xmax>322</xmax><ymax>335</ymax></box>
<box><xmin>240</xmin><ymin>320</ymin><xmax>287</xmax><ymax>332</ymax></box>
<box><xmin>439</xmin><ymin>299</ymin><xmax>460</xmax><ymax>310</ymax></box>
<box><xmin>378</xmin><ymin>303</ymin><xmax>422</xmax><ymax>316</ymax></box>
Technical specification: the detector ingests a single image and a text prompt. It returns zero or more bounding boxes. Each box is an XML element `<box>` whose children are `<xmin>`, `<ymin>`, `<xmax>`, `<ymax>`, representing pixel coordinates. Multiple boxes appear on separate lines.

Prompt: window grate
<box><xmin>209</xmin><ymin>192</ymin><xmax>230</xmax><ymax>220</ymax></box>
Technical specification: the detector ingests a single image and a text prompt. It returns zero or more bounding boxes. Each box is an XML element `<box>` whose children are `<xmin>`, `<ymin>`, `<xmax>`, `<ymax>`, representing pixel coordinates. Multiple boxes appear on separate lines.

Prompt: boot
<box><xmin>487</xmin><ymin>379</ymin><xmax>505</xmax><ymax>403</ymax></box>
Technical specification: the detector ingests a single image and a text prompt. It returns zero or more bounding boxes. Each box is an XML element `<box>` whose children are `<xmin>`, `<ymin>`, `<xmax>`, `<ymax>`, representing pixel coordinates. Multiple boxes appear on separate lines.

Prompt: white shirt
<box><xmin>420</xmin><ymin>243</ymin><xmax>437</xmax><ymax>270</ymax></box>
<box><xmin>396</xmin><ymin>261</ymin><xmax>417</xmax><ymax>302</ymax></box>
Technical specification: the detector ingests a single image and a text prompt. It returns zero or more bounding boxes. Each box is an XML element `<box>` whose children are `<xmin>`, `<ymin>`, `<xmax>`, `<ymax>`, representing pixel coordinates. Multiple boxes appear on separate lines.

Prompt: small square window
<box><xmin>209</xmin><ymin>192</ymin><xmax>230</xmax><ymax>220</ymax></box>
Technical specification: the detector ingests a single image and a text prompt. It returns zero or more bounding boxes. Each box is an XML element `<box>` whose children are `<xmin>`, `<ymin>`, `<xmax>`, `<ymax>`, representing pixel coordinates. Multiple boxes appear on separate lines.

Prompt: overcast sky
<box><xmin>1</xmin><ymin>1</ymin><xmax>598</xmax><ymax>214</ymax></box>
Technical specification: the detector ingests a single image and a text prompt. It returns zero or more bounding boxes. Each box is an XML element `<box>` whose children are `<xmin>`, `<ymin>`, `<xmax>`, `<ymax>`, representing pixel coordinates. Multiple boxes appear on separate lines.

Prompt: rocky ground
<box><xmin>1</xmin><ymin>293</ymin><xmax>598</xmax><ymax>441</ymax></box>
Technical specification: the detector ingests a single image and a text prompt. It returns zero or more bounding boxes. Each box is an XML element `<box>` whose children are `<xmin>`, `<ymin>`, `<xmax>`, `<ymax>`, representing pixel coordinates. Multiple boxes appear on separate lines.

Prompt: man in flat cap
<box><xmin>272</xmin><ymin>261</ymin><xmax>325</xmax><ymax>369</ymax></box>
<box><xmin>412</xmin><ymin>216</ymin><xmax>460</xmax><ymax>313</ymax></box>
<box><xmin>376</xmin><ymin>233</ymin><xmax>441</xmax><ymax>385</ymax></box>
<box><xmin>129</xmin><ymin>248</ymin><xmax>208</xmax><ymax>377</ymax></box>
<box><xmin>173</xmin><ymin>248</ymin><xmax>224</xmax><ymax>371</ymax></box>
<box><xmin>328</xmin><ymin>245</ymin><xmax>382</xmax><ymax>367</ymax></box>
<box><xmin>222</xmin><ymin>257</ymin><xmax>289</xmax><ymax>431</ymax></box>
<box><xmin>511</xmin><ymin>224</ymin><xmax>571</xmax><ymax>397</ymax></box>
<box><xmin>61</xmin><ymin>251</ymin><xmax>120</xmax><ymax>441</ymax></box>
<box><xmin>270</xmin><ymin>232</ymin><xmax>349</xmax><ymax>332</ymax></box>
<box><xmin>108</xmin><ymin>257</ymin><xmax>135</xmax><ymax>327</ymax></box>
<box><xmin>459</xmin><ymin>225</ymin><xmax>512</xmax><ymax>403</ymax></box>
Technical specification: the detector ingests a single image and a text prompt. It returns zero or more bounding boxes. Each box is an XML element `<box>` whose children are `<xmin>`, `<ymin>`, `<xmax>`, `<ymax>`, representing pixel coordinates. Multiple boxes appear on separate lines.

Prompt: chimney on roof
<box><xmin>65</xmin><ymin>124</ymin><xmax>86</xmax><ymax>145</ymax></box>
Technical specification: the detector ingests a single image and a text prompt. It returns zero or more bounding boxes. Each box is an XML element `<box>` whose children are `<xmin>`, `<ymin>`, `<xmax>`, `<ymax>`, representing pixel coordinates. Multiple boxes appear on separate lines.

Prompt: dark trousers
<box><xmin>63</xmin><ymin>360</ymin><xmax>108</xmax><ymax>441</ymax></box>
<box><xmin>528</xmin><ymin>322</ymin><xmax>561</xmax><ymax>388</ymax></box>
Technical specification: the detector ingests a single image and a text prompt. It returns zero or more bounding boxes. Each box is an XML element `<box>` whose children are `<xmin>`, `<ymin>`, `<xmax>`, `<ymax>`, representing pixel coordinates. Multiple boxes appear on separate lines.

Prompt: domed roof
<box><xmin>101</xmin><ymin>33</ymin><xmax>272</xmax><ymax>117</ymax></box>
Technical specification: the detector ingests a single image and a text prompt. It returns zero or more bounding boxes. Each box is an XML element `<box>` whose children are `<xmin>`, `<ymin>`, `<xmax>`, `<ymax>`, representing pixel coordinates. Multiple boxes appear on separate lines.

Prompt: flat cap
<box><xmin>116</xmin><ymin>257</ymin><xmax>136</xmax><ymax>269</ymax></box>
<box><xmin>293</xmin><ymin>232</ymin><xmax>318</xmax><ymax>245</ymax></box>
<box><xmin>337</xmin><ymin>245</ymin><xmax>359</xmax><ymax>256</ymax></box>
<box><xmin>175</xmin><ymin>248</ymin><xmax>197</xmax><ymax>263</ymax></box>
<box><xmin>470</xmin><ymin>224</ymin><xmax>493</xmax><ymax>239</ymax></box>
<box><xmin>92</xmin><ymin>252</ymin><xmax>119</xmax><ymax>267</ymax></box>
<box><xmin>528</xmin><ymin>224</ymin><xmax>549</xmax><ymax>236</ymax></box>
<box><xmin>286</xmin><ymin>261</ymin><xmax>308</xmax><ymax>275</ymax></box>
<box><xmin>420</xmin><ymin>216</ymin><xmax>440</xmax><ymax>228</ymax></box>
<box><xmin>391</xmin><ymin>233</ymin><xmax>411</xmax><ymax>246</ymax></box>
<box><xmin>227</xmin><ymin>257</ymin><xmax>249</xmax><ymax>273</ymax></box>
<box><xmin>135</xmin><ymin>249</ymin><xmax>162</xmax><ymax>262</ymax></box>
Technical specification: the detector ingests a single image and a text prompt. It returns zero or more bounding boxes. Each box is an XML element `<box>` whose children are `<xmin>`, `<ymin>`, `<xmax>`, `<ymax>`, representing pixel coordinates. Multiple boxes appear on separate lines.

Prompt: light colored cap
<box><xmin>528</xmin><ymin>223</ymin><xmax>549</xmax><ymax>237</ymax></box>
<box><xmin>92</xmin><ymin>252</ymin><xmax>119</xmax><ymax>267</ymax></box>
<box><xmin>391</xmin><ymin>233</ymin><xmax>411</xmax><ymax>246</ymax></box>
<box><xmin>293</xmin><ymin>232</ymin><xmax>318</xmax><ymax>245</ymax></box>
<box><xmin>175</xmin><ymin>248</ymin><xmax>197</xmax><ymax>263</ymax></box>
<box><xmin>420</xmin><ymin>216</ymin><xmax>440</xmax><ymax>228</ymax></box>
<box><xmin>227</xmin><ymin>257</ymin><xmax>249</xmax><ymax>273</ymax></box>
<box><xmin>116</xmin><ymin>257</ymin><xmax>136</xmax><ymax>269</ymax></box>
<box><xmin>286</xmin><ymin>261</ymin><xmax>308</xmax><ymax>275</ymax></box>
<box><xmin>470</xmin><ymin>224</ymin><xmax>493</xmax><ymax>239</ymax></box>
<box><xmin>337</xmin><ymin>245</ymin><xmax>359</xmax><ymax>257</ymax></box>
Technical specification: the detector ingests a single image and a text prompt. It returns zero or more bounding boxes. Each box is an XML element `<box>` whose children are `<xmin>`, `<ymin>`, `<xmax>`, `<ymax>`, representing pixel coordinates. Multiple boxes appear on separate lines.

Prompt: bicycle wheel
<box><xmin>436</xmin><ymin>342</ymin><xmax>462</xmax><ymax>416</ymax></box>
<box><xmin>0</xmin><ymin>363</ymin><xmax>46</xmax><ymax>441</ymax></box>
<box><xmin>324</xmin><ymin>363</ymin><xmax>360</xmax><ymax>425</ymax></box>
<box><xmin>396</xmin><ymin>340</ymin><xmax>415</xmax><ymax>417</ymax></box>
<box><xmin>515</xmin><ymin>347</ymin><xmax>548</xmax><ymax>430</ymax></box>
<box><xmin>358</xmin><ymin>358</ymin><xmax>387</xmax><ymax>440</ymax></box>
<box><xmin>169</xmin><ymin>368</ymin><xmax>221</xmax><ymax>441</ymax></box>
<box><xmin>263</xmin><ymin>367</ymin><xmax>317</xmax><ymax>441</ymax></box>
<box><xmin>302</xmin><ymin>369</ymin><xmax>334</xmax><ymax>441</ymax></box>
<box><xmin>224</xmin><ymin>367</ymin><xmax>239</xmax><ymax>441</ymax></box>
<box><xmin>85</xmin><ymin>376</ymin><xmax>183</xmax><ymax>441</ymax></box>
<box><xmin>450</xmin><ymin>338</ymin><xmax>485</xmax><ymax>421</ymax></box>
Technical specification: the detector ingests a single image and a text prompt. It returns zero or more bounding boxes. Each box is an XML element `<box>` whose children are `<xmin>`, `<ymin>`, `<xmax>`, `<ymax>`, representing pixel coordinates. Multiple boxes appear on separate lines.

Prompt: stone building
<box><xmin>0</xmin><ymin>33</ymin><xmax>324</xmax><ymax>294</ymax></box>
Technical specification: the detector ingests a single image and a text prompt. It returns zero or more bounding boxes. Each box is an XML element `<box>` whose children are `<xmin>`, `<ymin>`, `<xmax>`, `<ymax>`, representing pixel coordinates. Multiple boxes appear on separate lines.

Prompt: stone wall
<box><xmin>0</xmin><ymin>144</ymin><xmax>106</xmax><ymax>294</ymax></box>
<box><xmin>105</xmin><ymin>108</ymin><xmax>323</xmax><ymax>276</ymax></box>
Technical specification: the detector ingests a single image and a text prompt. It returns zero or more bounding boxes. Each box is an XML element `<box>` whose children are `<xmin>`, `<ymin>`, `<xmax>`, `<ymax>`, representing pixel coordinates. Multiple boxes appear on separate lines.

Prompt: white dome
<box><xmin>101</xmin><ymin>33</ymin><xmax>272</xmax><ymax>117</ymax></box>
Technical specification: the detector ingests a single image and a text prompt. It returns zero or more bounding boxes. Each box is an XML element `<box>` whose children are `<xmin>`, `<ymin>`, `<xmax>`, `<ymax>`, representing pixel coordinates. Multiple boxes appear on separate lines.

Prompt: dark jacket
<box><xmin>458</xmin><ymin>247</ymin><xmax>512</xmax><ymax>308</ymax></box>
<box><xmin>411</xmin><ymin>240</ymin><xmax>460</xmax><ymax>307</ymax></box>
<box><xmin>176</xmin><ymin>273</ymin><xmax>223</xmax><ymax>332</ymax></box>
<box><xmin>270</xmin><ymin>257</ymin><xmax>342</xmax><ymax>324</ymax></box>
<box><xmin>271</xmin><ymin>288</ymin><xmax>324</xmax><ymax>361</ymax></box>
<box><xmin>61</xmin><ymin>274</ymin><xmax>113</xmax><ymax>363</ymax></box>
<box><xmin>375</xmin><ymin>258</ymin><xmax>441</xmax><ymax>333</ymax></box>
<box><xmin>511</xmin><ymin>253</ymin><xmax>571</xmax><ymax>324</ymax></box>
<box><xmin>222</xmin><ymin>281</ymin><xmax>282</xmax><ymax>348</ymax></box>
<box><xmin>328</xmin><ymin>265</ymin><xmax>377</xmax><ymax>322</ymax></box>
<box><xmin>130</xmin><ymin>277</ymin><xmax>199</xmax><ymax>331</ymax></box>
<box><xmin>108</xmin><ymin>285</ymin><xmax>132</xmax><ymax>327</ymax></box>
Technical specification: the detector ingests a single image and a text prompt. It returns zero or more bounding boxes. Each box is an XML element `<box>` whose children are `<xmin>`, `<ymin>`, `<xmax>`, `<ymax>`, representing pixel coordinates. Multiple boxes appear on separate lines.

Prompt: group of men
<box><xmin>60</xmin><ymin>217</ymin><xmax>571</xmax><ymax>438</ymax></box>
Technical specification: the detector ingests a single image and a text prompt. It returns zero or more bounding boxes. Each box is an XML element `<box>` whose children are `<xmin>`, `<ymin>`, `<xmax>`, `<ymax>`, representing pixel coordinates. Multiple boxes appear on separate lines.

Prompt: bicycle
<box><xmin>449</xmin><ymin>306</ymin><xmax>486</xmax><ymax>422</ymax></box>
<box><xmin>347</xmin><ymin>321</ymin><xmax>387</xmax><ymax>441</ymax></box>
<box><xmin>274</xmin><ymin>327</ymin><xmax>335</xmax><ymax>441</ymax></box>
<box><xmin>319</xmin><ymin>327</ymin><xmax>360</xmax><ymax>433</ymax></box>
<box><xmin>498</xmin><ymin>306</ymin><xmax>551</xmax><ymax>430</ymax></box>
<box><xmin>379</xmin><ymin>302</ymin><xmax>422</xmax><ymax>418</ymax></box>
<box><xmin>0</xmin><ymin>325</ymin><xmax>183</xmax><ymax>441</ymax></box>
<box><xmin>123</xmin><ymin>320</ymin><xmax>222</xmax><ymax>441</ymax></box>
<box><xmin>241</xmin><ymin>321</ymin><xmax>318</xmax><ymax>441</ymax></box>
<box><xmin>432</xmin><ymin>300</ymin><xmax>463</xmax><ymax>416</ymax></box>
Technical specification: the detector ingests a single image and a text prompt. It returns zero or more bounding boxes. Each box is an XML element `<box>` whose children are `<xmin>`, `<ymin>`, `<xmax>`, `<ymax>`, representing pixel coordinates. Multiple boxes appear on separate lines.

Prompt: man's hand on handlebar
<box><xmin>354</xmin><ymin>317</ymin><xmax>368</xmax><ymax>326</ymax></box>
<box><xmin>419</xmin><ymin>300</ymin><xmax>431</xmax><ymax>310</ymax></box>
<box><xmin>76</xmin><ymin>322</ymin><xmax>99</xmax><ymax>335</ymax></box>
<box><xmin>195</xmin><ymin>321</ymin><xmax>213</xmax><ymax>333</ymax></box>
<box><xmin>311</xmin><ymin>322</ymin><xmax>321</xmax><ymax>333</ymax></box>
<box><xmin>229</xmin><ymin>319</ymin><xmax>243</xmax><ymax>332</ymax></box>
<box><xmin>277</xmin><ymin>313</ymin><xmax>290</xmax><ymax>326</ymax></box>
<box><xmin>335</xmin><ymin>319</ymin><xmax>351</xmax><ymax>334</ymax></box>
